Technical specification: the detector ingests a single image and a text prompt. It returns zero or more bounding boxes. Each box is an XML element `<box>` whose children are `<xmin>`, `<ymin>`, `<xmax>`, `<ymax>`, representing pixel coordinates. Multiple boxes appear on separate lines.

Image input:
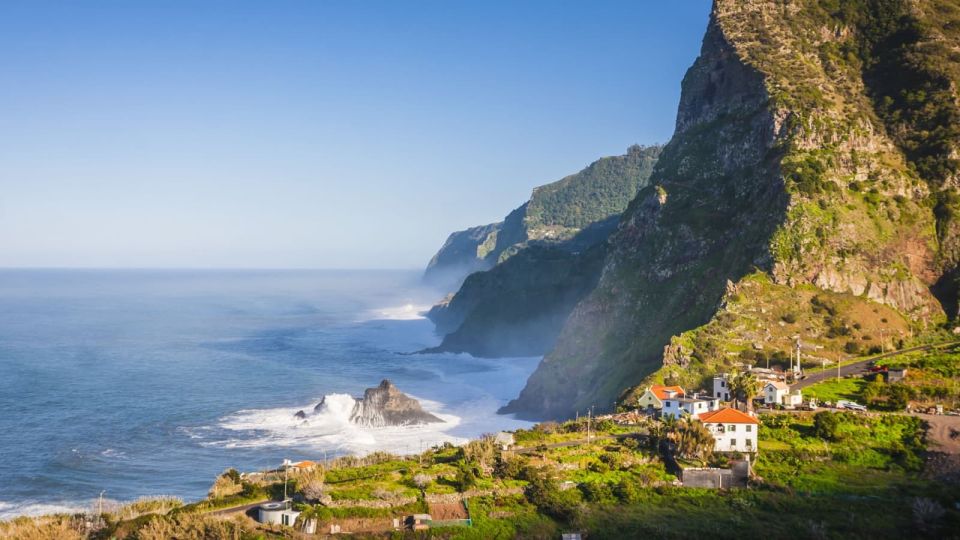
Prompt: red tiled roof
<box><xmin>650</xmin><ymin>385</ymin><xmax>685</xmax><ymax>400</ymax></box>
<box><xmin>698</xmin><ymin>407</ymin><xmax>759</xmax><ymax>424</ymax></box>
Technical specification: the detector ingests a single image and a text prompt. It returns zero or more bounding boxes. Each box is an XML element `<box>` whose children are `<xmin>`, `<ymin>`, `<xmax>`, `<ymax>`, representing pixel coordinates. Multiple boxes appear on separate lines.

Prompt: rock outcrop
<box><xmin>349</xmin><ymin>380</ymin><xmax>443</xmax><ymax>427</ymax></box>
<box><xmin>301</xmin><ymin>381</ymin><xmax>443</xmax><ymax>427</ymax></box>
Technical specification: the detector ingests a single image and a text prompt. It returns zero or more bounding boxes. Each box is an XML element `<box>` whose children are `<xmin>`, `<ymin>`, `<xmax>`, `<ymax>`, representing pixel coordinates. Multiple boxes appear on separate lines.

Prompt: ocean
<box><xmin>0</xmin><ymin>269</ymin><xmax>538</xmax><ymax>518</ymax></box>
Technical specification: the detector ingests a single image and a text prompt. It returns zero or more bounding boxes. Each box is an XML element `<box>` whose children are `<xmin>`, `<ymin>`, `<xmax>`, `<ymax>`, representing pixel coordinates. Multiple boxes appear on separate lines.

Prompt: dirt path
<box><xmin>915</xmin><ymin>413</ymin><xmax>960</xmax><ymax>455</ymax></box>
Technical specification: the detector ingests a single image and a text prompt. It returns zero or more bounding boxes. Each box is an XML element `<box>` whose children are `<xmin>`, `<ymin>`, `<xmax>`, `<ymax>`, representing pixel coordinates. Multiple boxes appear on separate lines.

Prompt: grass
<box><xmin>803</xmin><ymin>377</ymin><xmax>868</xmax><ymax>403</ymax></box>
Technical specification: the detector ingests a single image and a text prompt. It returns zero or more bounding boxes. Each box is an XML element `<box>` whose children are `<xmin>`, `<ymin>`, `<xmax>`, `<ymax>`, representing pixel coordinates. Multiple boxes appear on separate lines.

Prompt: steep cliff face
<box><xmin>422</xmin><ymin>146</ymin><xmax>661</xmax><ymax>291</ymax></box>
<box><xmin>423</xmin><ymin>242</ymin><xmax>607</xmax><ymax>357</ymax></box>
<box><xmin>422</xmin><ymin>222</ymin><xmax>501</xmax><ymax>290</ymax></box>
<box><xmin>424</xmin><ymin>146</ymin><xmax>660</xmax><ymax>357</ymax></box>
<box><xmin>503</xmin><ymin>0</ymin><xmax>958</xmax><ymax>420</ymax></box>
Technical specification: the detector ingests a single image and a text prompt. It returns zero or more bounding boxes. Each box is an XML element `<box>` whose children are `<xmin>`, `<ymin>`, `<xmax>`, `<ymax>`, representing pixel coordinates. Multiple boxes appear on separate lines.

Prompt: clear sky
<box><xmin>0</xmin><ymin>0</ymin><xmax>711</xmax><ymax>269</ymax></box>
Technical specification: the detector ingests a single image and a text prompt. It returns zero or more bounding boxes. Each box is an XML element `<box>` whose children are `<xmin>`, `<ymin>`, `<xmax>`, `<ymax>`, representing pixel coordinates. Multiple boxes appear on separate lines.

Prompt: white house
<box><xmin>698</xmin><ymin>408</ymin><xmax>759</xmax><ymax>453</ymax></box>
<box><xmin>763</xmin><ymin>381</ymin><xmax>802</xmax><ymax>406</ymax></box>
<box><xmin>662</xmin><ymin>394</ymin><xmax>720</xmax><ymax>420</ymax></box>
<box><xmin>494</xmin><ymin>432</ymin><xmax>515</xmax><ymax>450</ymax></box>
<box><xmin>763</xmin><ymin>381</ymin><xmax>790</xmax><ymax>405</ymax></box>
<box><xmin>712</xmin><ymin>375</ymin><xmax>731</xmax><ymax>401</ymax></box>
<box><xmin>637</xmin><ymin>385</ymin><xmax>685</xmax><ymax>411</ymax></box>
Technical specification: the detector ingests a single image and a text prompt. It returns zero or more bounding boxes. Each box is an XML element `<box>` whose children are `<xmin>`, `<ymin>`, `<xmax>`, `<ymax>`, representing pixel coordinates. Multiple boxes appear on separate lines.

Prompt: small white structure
<box><xmin>637</xmin><ymin>385</ymin><xmax>685</xmax><ymax>410</ymax></box>
<box><xmin>762</xmin><ymin>381</ymin><xmax>790</xmax><ymax>405</ymax></box>
<box><xmin>662</xmin><ymin>394</ymin><xmax>720</xmax><ymax>420</ymax></box>
<box><xmin>258</xmin><ymin>501</ymin><xmax>300</xmax><ymax>527</ymax></box>
<box><xmin>763</xmin><ymin>381</ymin><xmax>802</xmax><ymax>407</ymax></box>
<box><xmin>494</xmin><ymin>432</ymin><xmax>515</xmax><ymax>450</ymax></box>
<box><xmin>712</xmin><ymin>375</ymin><xmax>731</xmax><ymax>401</ymax></box>
<box><xmin>698</xmin><ymin>408</ymin><xmax>758</xmax><ymax>453</ymax></box>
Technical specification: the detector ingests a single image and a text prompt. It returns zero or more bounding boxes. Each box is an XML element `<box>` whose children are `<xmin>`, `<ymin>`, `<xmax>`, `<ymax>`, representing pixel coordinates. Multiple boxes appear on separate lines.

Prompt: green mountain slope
<box><xmin>422</xmin><ymin>145</ymin><xmax>661</xmax><ymax>290</ymax></box>
<box><xmin>503</xmin><ymin>0</ymin><xmax>960</xmax><ymax>420</ymax></box>
<box><xmin>423</xmin><ymin>146</ymin><xmax>660</xmax><ymax>358</ymax></box>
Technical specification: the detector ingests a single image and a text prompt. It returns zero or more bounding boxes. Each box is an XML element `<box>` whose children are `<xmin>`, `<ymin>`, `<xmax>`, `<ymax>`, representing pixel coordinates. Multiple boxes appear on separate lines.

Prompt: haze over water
<box><xmin>0</xmin><ymin>269</ymin><xmax>537</xmax><ymax>518</ymax></box>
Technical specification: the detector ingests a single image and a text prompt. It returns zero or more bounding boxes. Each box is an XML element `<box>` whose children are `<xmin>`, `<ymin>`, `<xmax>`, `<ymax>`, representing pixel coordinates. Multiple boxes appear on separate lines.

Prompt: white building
<box><xmin>662</xmin><ymin>394</ymin><xmax>720</xmax><ymax>420</ymax></box>
<box><xmin>712</xmin><ymin>375</ymin><xmax>731</xmax><ymax>401</ymax></box>
<box><xmin>763</xmin><ymin>381</ymin><xmax>802</xmax><ymax>407</ymax></box>
<box><xmin>494</xmin><ymin>432</ymin><xmax>515</xmax><ymax>450</ymax></box>
<box><xmin>637</xmin><ymin>385</ymin><xmax>685</xmax><ymax>410</ymax></box>
<box><xmin>258</xmin><ymin>501</ymin><xmax>300</xmax><ymax>527</ymax></box>
<box><xmin>698</xmin><ymin>408</ymin><xmax>759</xmax><ymax>453</ymax></box>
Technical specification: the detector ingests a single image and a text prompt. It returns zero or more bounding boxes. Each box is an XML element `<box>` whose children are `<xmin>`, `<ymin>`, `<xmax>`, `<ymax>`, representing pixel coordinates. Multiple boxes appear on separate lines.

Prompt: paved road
<box><xmin>207</xmin><ymin>500</ymin><xmax>269</xmax><ymax>517</ymax></box>
<box><xmin>792</xmin><ymin>341</ymin><xmax>958</xmax><ymax>391</ymax></box>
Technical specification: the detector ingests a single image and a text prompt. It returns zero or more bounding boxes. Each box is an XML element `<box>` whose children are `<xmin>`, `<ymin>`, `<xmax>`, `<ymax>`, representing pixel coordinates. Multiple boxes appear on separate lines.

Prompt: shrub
<box><xmin>812</xmin><ymin>411</ymin><xmax>844</xmax><ymax>441</ymax></box>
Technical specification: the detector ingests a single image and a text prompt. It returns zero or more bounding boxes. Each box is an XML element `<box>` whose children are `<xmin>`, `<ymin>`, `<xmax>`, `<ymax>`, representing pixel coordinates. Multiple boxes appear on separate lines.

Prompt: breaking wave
<box><xmin>0</xmin><ymin>500</ymin><xmax>86</xmax><ymax>520</ymax></box>
<box><xmin>208</xmin><ymin>393</ymin><xmax>465</xmax><ymax>455</ymax></box>
<box><xmin>362</xmin><ymin>303</ymin><xmax>431</xmax><ymax>321</ymax></box>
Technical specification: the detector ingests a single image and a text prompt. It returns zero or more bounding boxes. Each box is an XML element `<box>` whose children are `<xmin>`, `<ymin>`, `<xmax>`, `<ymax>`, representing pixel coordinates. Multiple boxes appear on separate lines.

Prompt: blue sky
<box><xmin>0</xmin><ymin>1</ymin><xmax>711</xmax><ymax>269</ymax></box>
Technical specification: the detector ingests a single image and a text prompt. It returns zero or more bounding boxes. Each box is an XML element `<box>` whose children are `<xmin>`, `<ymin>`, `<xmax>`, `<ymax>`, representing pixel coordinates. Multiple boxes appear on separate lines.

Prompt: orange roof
<box><xmin>698</xmin><ymin>408</ymin><xmax>759</xmax><ymax>424</ymax></box>
<box><xmin>293</xmin><ymin>460</ymin><xmax>317</xmax><ymax>469</ymax></box>
<box><xmin>650</xmin><ymin>385</ymin><xmax>685</xmax><ymax>400</ymax></box>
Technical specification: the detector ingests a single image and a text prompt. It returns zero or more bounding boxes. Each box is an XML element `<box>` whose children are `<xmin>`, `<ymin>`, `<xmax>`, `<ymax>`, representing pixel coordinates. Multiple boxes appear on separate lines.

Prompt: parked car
<box><xmin>837</xmin><ymin>400</ymin><xmax>867</xmax><ymax>412</ymax></box>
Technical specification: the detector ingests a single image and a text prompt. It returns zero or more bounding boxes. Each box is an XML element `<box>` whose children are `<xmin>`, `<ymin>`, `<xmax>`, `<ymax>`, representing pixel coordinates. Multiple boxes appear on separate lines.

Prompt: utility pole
<box><xmin>283</xmin><ymin>462</ymin><xmax>289</xmax><ymax>501</ymax></box>
<box><xmin>587</xmin><ymin>406</ymin><xmax>593</xmax><ymax>444</ymax></box>
<box><xmin>98</xmin><ymin>490</ymin><xmax>105</xmax><ymax>526</ymax></box>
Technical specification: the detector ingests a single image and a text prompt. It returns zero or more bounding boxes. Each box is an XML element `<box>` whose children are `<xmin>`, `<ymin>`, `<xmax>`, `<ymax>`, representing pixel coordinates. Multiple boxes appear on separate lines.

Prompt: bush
<box><xmin>812</xmin><ymin>411</ymin><xmax>845</xmax><ymax>441</ymax></box>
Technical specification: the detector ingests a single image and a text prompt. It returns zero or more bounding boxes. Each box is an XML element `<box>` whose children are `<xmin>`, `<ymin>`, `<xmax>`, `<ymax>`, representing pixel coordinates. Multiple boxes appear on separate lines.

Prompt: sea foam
<box><xmin>209</xmin><ymin>393</ymin><xmax>466</xmax><ymax>455</ymax></box>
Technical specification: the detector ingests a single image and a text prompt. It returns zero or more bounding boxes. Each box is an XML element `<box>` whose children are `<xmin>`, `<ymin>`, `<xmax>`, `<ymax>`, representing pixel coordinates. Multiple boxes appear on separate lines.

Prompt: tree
<box><xmin>729</xmin><ymin>371</ymin><xmax>762</xmax><ymax>411</ymax></box>
<box><xmin>812</xmin><ymin>411</ymin><xmax>843</xmax><ymax>441</ymax></box>
<box><xmin>301</xmin><ymin>479</ymin><xmax>325</xmax><ymax>502</ymax></box>
<box><xmin>670</xmin><ymin>417</ymin><xmax>715</xmax><ymax>464</ymax></box>
<box><xmin>412</xmin><ymin>473</ymin><xmax>432</xmax><ymax>494</ymax></box>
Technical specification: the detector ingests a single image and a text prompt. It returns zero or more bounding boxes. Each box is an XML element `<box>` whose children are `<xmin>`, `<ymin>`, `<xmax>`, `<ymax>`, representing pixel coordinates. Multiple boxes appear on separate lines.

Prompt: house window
<box><xmin>746</xmin><ymin>425</ymin><xmax>752</xmax><ymax>432</ymax></box>
<box><xmin>664</xmin><ymin>401</ymin><xmax>671</xmax><ymax>407</ymax></box>
<box><xmin>730</xmin><ymin>439</ymin><xmax>737</xmax><ymax>448</ymax></box>
<box><xmin>729</xmin><ymin>424</ymin><xmax>736</xmax><ymax>432</ymax></box>
<box><xmin>721</xmin><ymin>381</ymin><xmax>726</xmax><ymax>387</ymax></box>
<box><xmin>746</xmin><ymin>438</ymin><xmax>753</xmax><ymax>447</ymax></box>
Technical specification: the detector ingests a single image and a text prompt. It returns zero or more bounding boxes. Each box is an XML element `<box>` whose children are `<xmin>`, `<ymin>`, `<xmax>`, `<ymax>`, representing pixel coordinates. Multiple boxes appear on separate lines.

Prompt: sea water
<box><xmin>0</xmin><ymin>269</ymin><xmax>538</xmax><ymax>518</ymax></box>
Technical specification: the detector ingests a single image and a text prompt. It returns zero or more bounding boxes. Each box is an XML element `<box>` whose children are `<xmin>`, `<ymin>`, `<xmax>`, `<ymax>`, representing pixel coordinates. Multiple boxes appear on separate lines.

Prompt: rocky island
<box><xmin>295</xmin><ymin>380</ymin><xmax>444</xmax><ymax>427</ymax></box>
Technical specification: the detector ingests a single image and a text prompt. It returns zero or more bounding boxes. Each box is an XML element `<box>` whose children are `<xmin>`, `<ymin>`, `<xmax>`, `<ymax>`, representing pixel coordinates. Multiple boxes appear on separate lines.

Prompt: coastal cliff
<box><xmin>423</xmin><ymin>146</ymin><xmax>661</xmax><ymax>357</ymax></box>
<box><xmin>504</xmin><ymin>0</ymin><xmax>960</xmax><ymax>419</ymax></box>
<box><xmin>422</xmin><ymin>145</ymin><xmax>661</xmax><ymax>292</ymax></box>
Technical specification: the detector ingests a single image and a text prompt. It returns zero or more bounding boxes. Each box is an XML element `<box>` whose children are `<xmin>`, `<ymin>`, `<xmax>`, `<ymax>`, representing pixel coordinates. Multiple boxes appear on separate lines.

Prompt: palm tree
<box><xmin>729</xmin><ymin>371</ymin><xmax>761</xmax><ymax>412</ymax></box>
<box><xmin>670</xmin><ymin>416</ymin><xmax>714</xmax><ymax>464</ymax></box>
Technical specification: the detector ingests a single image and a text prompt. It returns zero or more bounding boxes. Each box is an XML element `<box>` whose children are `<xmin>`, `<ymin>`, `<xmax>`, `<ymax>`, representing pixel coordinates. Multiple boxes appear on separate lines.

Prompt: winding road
<box><xmin>792</xmin><ymin>341</ymin><xmax>959</xmax><ymax>391</ymax></box>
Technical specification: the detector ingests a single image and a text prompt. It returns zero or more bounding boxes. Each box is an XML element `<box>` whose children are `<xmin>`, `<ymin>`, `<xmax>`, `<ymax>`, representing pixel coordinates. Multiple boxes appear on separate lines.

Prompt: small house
<box><xmin>712</xmin><ymin>374</ymin><xmax>731</xmax><ymax>401</ymax></box>
<box><xmin>494</xmin><ymin>432</ymin><xmax>515</xmax><ymax>450</ymax></box>
<box><xmin>637</xmin><ymin>384</ymin><xmax>685</xmax><ymax>411</ymax></box>
<box><xmin>662</xmin><ymin>393</ymin><xmax>720</xmax><ymax>420</ymax></box>
<box><xmin>698</xmin><ymin>408</ymin><xmax>759</xmax><ymax>453</ymax></box>
<box><xmin>405</xmin><ymin>513</ymin><xmax>432</xmax><ymax>531</ymax></box>
<box><xmin>762</xmin><ymin>381</ymin><xmax>789</xmax><ymax>405</ymax></box>
<box><xmin>886</xmin><ymin>368</ymin><xmax>907</xmax><ymax>383</ymax></box>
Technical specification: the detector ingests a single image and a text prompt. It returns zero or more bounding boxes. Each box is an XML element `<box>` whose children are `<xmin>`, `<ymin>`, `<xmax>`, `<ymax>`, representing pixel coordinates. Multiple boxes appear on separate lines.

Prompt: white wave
<box><xmin>0</xmin><ymin>500</ymin><xmax>86</xmax><ymax>520</ymax></box>
<box><xmin>362</xmin><ymin>303</ymin><xmax>431</xmax><ymax>321</ymax></box>
<box><xmin>208</xmin><ymin>393</ymin><xmax>466</xmax><ymax>455</ymax></box>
